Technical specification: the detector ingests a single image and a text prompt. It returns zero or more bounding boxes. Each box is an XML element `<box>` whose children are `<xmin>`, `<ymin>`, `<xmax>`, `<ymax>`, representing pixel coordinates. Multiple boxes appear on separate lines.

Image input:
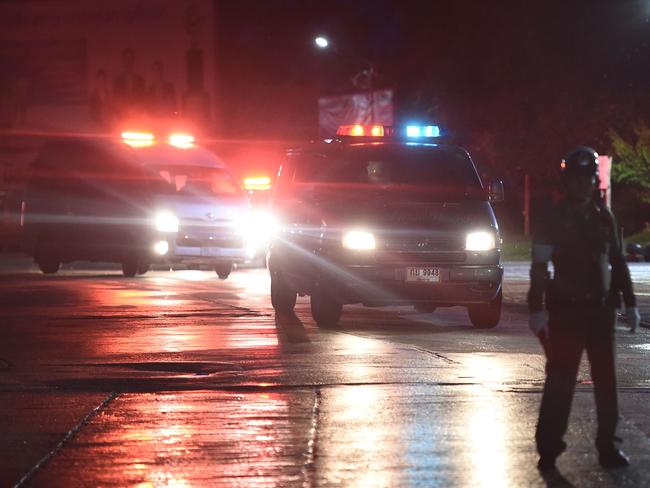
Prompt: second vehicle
<box><xmin>268</xmin><ymin>124</ymin><xmax>504</xmax><ymax>328</ymax></box>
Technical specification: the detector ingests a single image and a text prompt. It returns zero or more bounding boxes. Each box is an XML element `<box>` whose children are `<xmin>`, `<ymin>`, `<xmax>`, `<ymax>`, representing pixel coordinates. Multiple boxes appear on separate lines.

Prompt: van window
<box><xmin>148</xmin><ymin>165</ymin><xmax>240</xmax><ymax>196</ymax></box>
<box><xmin>280</xmin><ymin>145</ymin><xmax>485</xmax><ymax>201</ymax></box>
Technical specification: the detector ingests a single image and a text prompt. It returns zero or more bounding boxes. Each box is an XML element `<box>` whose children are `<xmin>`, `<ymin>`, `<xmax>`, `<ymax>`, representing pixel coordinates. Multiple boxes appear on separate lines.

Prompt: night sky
<box><xmin>217</xmin><ymin>0</ymin><xmax>650</xmax><ymax>230</ymax></box>
<box><xmin>218</xmin><ymin>1</ymin><xmax>650</xmax><ymax>132</ymax></box>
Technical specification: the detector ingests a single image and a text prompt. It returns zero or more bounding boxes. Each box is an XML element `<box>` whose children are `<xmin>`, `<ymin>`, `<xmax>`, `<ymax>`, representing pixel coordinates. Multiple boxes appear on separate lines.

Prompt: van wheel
<box><xmin>36</xmin><ymin>244</ymin><xmax>60</xmax><ymax>274</ymax></box>
<box><xmin>310</xmin><ymin>288</ymin><xmax>342</xmax><ymax>328</ymax></box>
<box><xmin>270</xmin><ymin>271</ymin><xmax>296</xmax><ymax>313</ymax></box>
<box><xmin>468</xmin><ymin>289</ymin><xmax>502</xmax><ymax>329</ymax></box>
<box><xmin>137</xmin><ymin>263</ymin><xmax>150</xmax><ymax>275</ymax></box>
<box><xmin>215</xmin><ymin>262</ymin><xmax>232</xmax><ymax>280</ymax></box>
<box><xmin>122</xmin><ymin>256</ymin><xmax>140</xmax><ymax>277</ymax></box>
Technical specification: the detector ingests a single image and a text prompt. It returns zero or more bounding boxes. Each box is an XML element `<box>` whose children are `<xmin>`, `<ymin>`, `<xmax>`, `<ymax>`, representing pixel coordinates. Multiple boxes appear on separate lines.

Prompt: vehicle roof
<box><xmin>34</xmin><ymin>138</ymin><xmax>139</xmax><ymax>169</ymax></box>
<box><xmin>287</xmin><ymin>140</ymin><xmax>472</xmax><ymax>158</ymax></box>
<box><xmin>131</xmin><ymin>143</ymin><xmax>228</xmax><ymax>169</ymax></box>
<box><xmin>38</xmin><ymin>138</ymin><xmax>128</xmax><ymax>153</ymax></box>
<box><xmin>34</xmin><ymin>138</ymin><xmax>229</xmax><ymax>172</ymax></box>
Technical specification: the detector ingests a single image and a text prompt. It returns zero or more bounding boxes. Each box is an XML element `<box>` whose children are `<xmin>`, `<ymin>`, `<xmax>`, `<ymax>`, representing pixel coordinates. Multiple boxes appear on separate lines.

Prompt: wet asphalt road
<box><xmin>1</xmin><ymin>261</ymin><xmax>649</xmax><ymax>487</ymax></box>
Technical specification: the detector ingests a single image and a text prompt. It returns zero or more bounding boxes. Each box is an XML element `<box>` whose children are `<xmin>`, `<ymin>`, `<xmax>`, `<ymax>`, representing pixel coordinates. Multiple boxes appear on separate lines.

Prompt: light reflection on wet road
<box><xmin>1</xmin><ymin>264</ymin><xmax>650</xmax><ymax>487</ymax></box>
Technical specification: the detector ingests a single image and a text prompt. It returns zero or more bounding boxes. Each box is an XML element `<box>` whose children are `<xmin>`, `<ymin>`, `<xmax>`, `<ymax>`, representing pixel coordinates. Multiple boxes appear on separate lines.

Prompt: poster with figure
<box><xmin>0</xmin><ymin>0</ymin><xmax>216</xmax><ymax>133</ymax></box>
<box><xmin>318</xmin><ymin>90</ymin><xmax>394</xmax><ymax>137</ymax></box>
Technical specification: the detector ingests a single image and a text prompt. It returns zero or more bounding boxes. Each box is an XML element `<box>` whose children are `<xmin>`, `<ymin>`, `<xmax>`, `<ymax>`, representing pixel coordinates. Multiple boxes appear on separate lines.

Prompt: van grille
<box><xmin>176</xmin><ymin>224</ymin><xmax>242</xmax><ymax>248</ymax></box>
<box><xmin>375</xmin><ymin>251</ymin><xmax>467</xmax><ymax>263</ymax></box>
<box><xmin>380</xmin><ymin>236</ymin><xmax>464</xmax><ymax>252</ymax></box>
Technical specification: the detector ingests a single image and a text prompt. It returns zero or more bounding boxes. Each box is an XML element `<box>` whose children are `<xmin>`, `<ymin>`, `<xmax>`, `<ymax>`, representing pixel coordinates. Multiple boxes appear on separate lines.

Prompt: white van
<box><xmin>131</xmin><ymin>137</ymin><xmax>251</xmax><ymax>279</ymax></box>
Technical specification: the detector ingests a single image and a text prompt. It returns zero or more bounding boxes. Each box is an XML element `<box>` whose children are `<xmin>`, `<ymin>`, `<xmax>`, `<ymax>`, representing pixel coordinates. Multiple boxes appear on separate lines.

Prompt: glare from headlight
<box><xmin>238</xmin><ymin>210</ymin><xmax>278</xmax><ymax>253</ymax></box>
<box><xmin>342</xmin><ymin>230</ymin><xmax>376</xmax><ymax>250</ymax></box>
<box><xmin>465</xmin><ymin>231</ymin><xmax>496</xmax><ymax>251</ymax></box>
<box><xmin>153</xmin><ymin>240</ymin><xmax>169</xmax><ymax>255</ymax></box>
<box><xmin>155</xmin><ymin>211</ymin><xmax>179</xmax><ymax>233</ymax></box>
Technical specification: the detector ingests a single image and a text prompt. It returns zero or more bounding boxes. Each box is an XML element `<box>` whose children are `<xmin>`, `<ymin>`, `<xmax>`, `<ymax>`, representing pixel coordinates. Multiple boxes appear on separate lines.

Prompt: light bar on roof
<box><xmin>336</xmin><ymin>124</ymin><xmax>385</xmax><ymax>137</ymax></box>
<box><xmin>169</xmin><ymin>133</ymin><xmax>195</xmax><ymax>148</ymax></box>
<box><xmin>121</xmin><ymin>131</ymin><xmax>155</xmax><ymax>147</ymax></box>
<box><xmin>243</xmin><ymin>176</ymin><xmax>272</xmax><ymax>191</ymax></box>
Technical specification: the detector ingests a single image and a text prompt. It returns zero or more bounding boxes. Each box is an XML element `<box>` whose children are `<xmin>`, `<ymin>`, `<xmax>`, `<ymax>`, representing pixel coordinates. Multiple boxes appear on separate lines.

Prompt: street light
<box><xmin>314</xmin><ymin>36</ymin><xmax>329</xmax><ymax>49</ymax></box>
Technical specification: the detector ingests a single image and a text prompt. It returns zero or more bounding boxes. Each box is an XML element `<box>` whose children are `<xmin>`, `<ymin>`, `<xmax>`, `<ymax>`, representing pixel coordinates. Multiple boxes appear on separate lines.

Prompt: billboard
<box><xmin>318</xmin><ymin>90</ymin><xmax>394</xmax><ymax>136</ymax></box>
<box><xmin>0</xmin><ymin>0</ymin><xmax>217</xmax><ymax>134</ymax></box>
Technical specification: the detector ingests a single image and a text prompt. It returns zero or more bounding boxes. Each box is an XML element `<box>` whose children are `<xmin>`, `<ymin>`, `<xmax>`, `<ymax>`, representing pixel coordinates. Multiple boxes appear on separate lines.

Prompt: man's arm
<box><xmin>528</xmin><ymin>210</ymin><xmax>553</xmax><ymax>338</ymax></box>
<box><xmin>608</xmin><ymin>210</ymin><xmax>639</xmax><ymax>331</ymax></box>
<box><xmin>528</xmin><ymin>245</ymin><xmax>552</xmax><ymax>313</ymax></box>
<box><xmin>608</xmin><ymin>211</ymin><xmax>636</xmax><ymax>308</ymax></box>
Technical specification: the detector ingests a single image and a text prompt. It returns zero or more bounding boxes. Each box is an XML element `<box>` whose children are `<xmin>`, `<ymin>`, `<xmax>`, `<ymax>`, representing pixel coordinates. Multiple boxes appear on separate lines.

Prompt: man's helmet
<box><xmin>560</xmin><ymin>146</ymin><xmax>599</xmax><ymax>178</ymax></box>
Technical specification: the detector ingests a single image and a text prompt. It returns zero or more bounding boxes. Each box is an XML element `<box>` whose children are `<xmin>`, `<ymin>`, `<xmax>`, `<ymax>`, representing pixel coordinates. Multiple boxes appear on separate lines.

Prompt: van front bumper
<box><xmin>320</xmin><ymin>264</ymin><xmax>503</xmax><ymax>306</ymax></box>
<box><xmin>154</xmin><ymin>226</ymin><xmax>249</xmax><ymax>264</ymax></box>
<box><xmin>168</xmin><ymin>244</ymin><xmax>248</xmax><ymax>263</ymax></box>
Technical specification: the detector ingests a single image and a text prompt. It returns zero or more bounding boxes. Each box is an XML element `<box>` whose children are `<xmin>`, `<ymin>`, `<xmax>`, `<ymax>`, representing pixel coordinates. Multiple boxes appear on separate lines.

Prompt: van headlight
<box><xmin>342</xmin><ymin>230</ymin><xmax>376</xmax><ymax>250</ymax></box>
<box><xmin>154</xmin><ymin>211</ymin><xmax>179</xmax><ymax>233</ymax></box>
<box><xmin>465</xmin><ymin>231</ymin><xmax>496</xmax><ymax>251</ymax></box>
<box><xmin>237</xmin><ymin>210</ymin><xmax>279</xmax><ymax>258</ymax></box>
<box><xmin>238</xmin><ymin>210</ymin><xmax>278</xmax><ymax>241</ymax></box>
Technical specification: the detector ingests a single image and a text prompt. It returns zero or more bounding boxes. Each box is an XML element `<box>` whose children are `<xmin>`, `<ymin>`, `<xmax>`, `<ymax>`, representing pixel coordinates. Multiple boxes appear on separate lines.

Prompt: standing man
<box><xmin>528</xmin><ymin>146</ymin><xmax>641</xmax><ymax>471</ymax></box>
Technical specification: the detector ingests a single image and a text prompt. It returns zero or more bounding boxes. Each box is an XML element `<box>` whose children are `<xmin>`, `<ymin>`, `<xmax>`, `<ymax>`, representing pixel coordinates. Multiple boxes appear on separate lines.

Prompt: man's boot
<box><xmin>537</xmin><ymin>441</ymin><xmax>567</xmax><ymax>472</ymax></box>
<box><xmin>597</xmin><ymin>436</ymin><xmax>630</xmax><ymax>468</ymax></box>
<box><xmin>598</xmin><ymin>448</ymin><xmax>630</xmax><ymax>468</ymax></box>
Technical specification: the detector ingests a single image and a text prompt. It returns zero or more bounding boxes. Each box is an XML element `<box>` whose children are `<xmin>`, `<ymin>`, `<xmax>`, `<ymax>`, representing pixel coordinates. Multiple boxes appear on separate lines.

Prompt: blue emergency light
<box><xmin>405</xmin><ymin>125</ymin><xmax>440</xmax><ymax>138</ymax></box>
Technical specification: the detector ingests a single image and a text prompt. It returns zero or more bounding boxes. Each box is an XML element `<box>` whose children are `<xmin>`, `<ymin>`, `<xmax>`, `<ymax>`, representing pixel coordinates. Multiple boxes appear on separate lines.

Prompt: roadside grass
<box><xmin>625</xmin><ymin>229</ymin><xmax>650</xmax><ymax>245</ymax></box>
<box><xmin>501</xmin><ymin>230</ymin><xmax>649</xmax><ymax>262</ymax></box>
<box><xmin>501</xmin><ymin>235</ymin><xmax>531</xmax><ymax>262</ymax></box>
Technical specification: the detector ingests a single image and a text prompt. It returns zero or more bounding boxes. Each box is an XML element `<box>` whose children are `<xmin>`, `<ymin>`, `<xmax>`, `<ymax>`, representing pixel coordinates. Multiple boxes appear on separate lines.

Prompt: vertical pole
<box><xmin>368</xmin><ymin>66</ymin><xmax>376</xmax><ymax>124</ymax></box>
<box><xmin>524</xmin><ymin>174</ymin><xmax>530</xmax><ymax>237</ymax></box>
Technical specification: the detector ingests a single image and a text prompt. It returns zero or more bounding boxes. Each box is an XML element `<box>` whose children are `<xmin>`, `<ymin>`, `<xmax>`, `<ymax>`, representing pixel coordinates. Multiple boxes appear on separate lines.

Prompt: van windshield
<box><xmin>148</xmin><ymin>165</ymin><xmax>241</xmax><ymax>196</ymax></box>
<box><xmin>281</xmin><ymin>145</ymin><xmax>485</xmax><ymax>201</ymax></box>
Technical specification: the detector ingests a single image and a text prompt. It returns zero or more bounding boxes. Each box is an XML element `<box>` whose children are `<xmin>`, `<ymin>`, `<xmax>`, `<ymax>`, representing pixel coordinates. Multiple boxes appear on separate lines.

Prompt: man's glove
<box><xmin>627</xmin><ymin>307</ymin><xmax>641</xmax><ymax>333</ymax></box>
<box><xmin>529</xmin><ymin>311</ymin><xmax>548</xmax><ymax>339</ymax></box>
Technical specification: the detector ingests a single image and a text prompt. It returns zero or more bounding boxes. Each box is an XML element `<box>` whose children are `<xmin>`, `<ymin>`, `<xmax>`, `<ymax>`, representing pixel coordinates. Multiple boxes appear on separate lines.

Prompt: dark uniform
<box><xmin>528</xmin><ymin>147</ymin><xmax>636</xmax><ymax>469</ymax></box>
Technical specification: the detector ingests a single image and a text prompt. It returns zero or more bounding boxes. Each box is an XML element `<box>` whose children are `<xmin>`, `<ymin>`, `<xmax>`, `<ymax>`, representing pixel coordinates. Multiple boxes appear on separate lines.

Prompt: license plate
<box><xmin>406</xmin><ymin>267</ymin><xmax>440</xmax><ymax>283</ymax></box>
<box><xmin>201</xmin><ymin>247</ymin><xmax>220</xmax><ymax>257</ymax></box>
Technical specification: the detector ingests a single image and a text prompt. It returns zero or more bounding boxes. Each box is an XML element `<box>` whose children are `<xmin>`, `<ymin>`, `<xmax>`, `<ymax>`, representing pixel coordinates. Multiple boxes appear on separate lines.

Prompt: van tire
<box><xmin>36</xmin><ymin>243</ymin><xmax>60</xmax><ymax>274</ymax></box>
<box><xmin>122</xmin><ymin>255</ymin><xmax>140</xmax><ymax>278</ymax></box>
<box><xmin>215</xmin><ymin>262</ymin><xmax>232</xmax><ymax>280</ymax></box>
<box><xmin>310</xmin><ymin>288</ymin><xmax>342</xmax><ymax>328</ymax></box>
<box><xmin>137</xmin><ymin>263</ymin><xmax>150</xmax><ymax>275</ymax></box>
<box><xmin>270</xmin><ymin>271</ymin><xmax>296</xmax><ymax>313</ymax></box>
<box><xmin>468</xmin><ymin>289</ymin><xmax>502</xmax><ymax>329</ymax></box>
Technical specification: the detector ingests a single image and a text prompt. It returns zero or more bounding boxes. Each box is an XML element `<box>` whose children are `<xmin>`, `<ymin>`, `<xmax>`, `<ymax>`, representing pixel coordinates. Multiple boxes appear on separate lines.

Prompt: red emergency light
<box><xmin>121</xmin><ymin>131</ymin><xmax>155</xmax><ymax>147</ymax></box>
<box><xmin>336</xmin><ymin>124</ymin><xmax>385</xmax><ymax>137</ymax></box>
<box><xmin>121</xmin><ymin>131</ymin><xmax>196</xmax><ymax>149</ymax></box>
<box><xmin>168</xmin><ymin>133</ymin><xmax>195</xmax><ymax>148</ymax></box>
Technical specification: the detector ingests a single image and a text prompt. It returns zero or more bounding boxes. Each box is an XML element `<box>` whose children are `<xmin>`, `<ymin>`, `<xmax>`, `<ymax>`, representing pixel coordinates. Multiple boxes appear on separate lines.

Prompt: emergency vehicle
<box><xmin>268</xmin><ymin>124</ymin><xmax>505</xmax><ymax>328</ymax></box>
<box><xmin>121</xmin><ymin>131</ymin><xmax>252</xmax><ymax>278</ymax></box>
<box><xmin>22</xmin><ymin>131</ymin><xmax>252</xmax><ymax>277</ymax></box>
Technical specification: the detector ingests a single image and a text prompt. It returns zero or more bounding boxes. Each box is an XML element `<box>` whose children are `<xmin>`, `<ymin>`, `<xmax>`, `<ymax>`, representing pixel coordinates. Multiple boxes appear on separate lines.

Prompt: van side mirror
<box><xmin>488</xmin><ymin>179</ymin><xmax>504</xmax><ymax>203</ymax></box>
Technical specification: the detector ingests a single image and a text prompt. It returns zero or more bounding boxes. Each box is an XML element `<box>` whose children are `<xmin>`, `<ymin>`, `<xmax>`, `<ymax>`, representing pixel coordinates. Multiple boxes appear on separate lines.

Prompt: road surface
<box><xmin>1</xmin><ymin>259</ymin><xmax>649</xmax><ymax>487</ymax></box>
